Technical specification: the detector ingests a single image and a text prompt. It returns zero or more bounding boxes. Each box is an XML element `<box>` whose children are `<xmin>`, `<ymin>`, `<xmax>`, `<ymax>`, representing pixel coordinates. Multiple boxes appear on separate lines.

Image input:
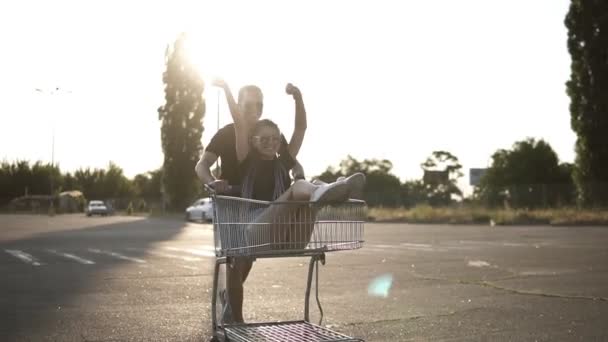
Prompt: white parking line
<box><xmin>467</xmin><ymin>260</ymin><xmax>491</xmax><ymax>268</ymax></box>
<box><xmin>366</xmin><ymin>243</ymin><xmax>440</xmax><ymax>252</ymax></box>
<box><xmin>4</xmin><ymin>249</ymin><xmax>43</xmax><ymax>266</ymax></box>
<box><xmin>46</xmin><ymin>249</ymin><xmax>95</xmax><ymax>265</ymax></box>
<box><xmin>126</xmin><ymin>248</ymin><xmax>202</xmax><ymax>262</ymax></box>
<box><xmin>401</xmin><ymin>243</ymin><xmax>434</xmax><ymax>249</ymax></box>
<box><xmin>87</xmin><ymin>248</ymin><xmax>146</xmax><ymax>263</ymax></box>
<box><xmin>180</xmin><ymin>265</ymin><xmax>199</xmax><ymax>271</ymax></box>
<box><xmin>164</xmin><ymin>246</ymin><xmax>215</xmax><ymax>257</ymax></box>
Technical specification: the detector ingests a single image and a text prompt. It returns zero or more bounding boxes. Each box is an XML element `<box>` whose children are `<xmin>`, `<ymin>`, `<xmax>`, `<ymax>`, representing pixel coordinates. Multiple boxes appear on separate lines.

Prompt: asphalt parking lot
<box><xmin>1</xmin><ymin>214</ymin><xmax>607</xmax><ymax>341</ymax></box>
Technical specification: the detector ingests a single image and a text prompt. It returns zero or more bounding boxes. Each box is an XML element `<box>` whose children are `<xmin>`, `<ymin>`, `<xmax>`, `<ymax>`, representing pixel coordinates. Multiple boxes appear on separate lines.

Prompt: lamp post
<box><xmin>212</xmin><ymin>88</ymin><xmax>222</xmax><ymax>179</ymax></box>
<box><xmin>34</xmin><ymin>87</ymin><xmax>72</xmax><ymax>197</ymax></box>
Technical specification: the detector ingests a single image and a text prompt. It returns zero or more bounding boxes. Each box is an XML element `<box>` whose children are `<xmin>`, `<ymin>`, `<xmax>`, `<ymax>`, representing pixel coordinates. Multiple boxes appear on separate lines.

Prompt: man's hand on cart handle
<box><xmin>207</xmin><ymin>179</ymin><xmax>230</xmax><ymax>194</ymax></box>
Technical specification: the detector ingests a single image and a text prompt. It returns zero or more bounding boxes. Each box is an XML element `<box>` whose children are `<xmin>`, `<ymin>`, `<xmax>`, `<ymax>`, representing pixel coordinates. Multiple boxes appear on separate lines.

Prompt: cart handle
<box><xmin>203</xmin><ymin>183</ymin><xmax>216</xmax><ymax>195</ymax></box>
<box><xmin>204</xmin><ymin>183</ymin><xmax>242</xmax><ymax>197</ymax></box>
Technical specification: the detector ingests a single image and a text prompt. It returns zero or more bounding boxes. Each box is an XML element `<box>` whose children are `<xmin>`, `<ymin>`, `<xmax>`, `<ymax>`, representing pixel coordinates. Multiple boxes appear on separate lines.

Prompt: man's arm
<box><xmin>195</xmin><ymin>151</ymin><xmax>230</xmax><ymax>193</ymax></box>
<box><xmin>195</xmin><ymin>151</ymin><xmax>217</xmax><ymax>184</ymax></box>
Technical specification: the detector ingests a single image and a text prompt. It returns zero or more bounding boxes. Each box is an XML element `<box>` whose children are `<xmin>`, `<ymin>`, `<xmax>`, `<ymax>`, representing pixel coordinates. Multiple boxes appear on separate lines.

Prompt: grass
<box><xmin>4</xmin><ymin>205</ymin><xmax>607</xmax><ymax>226</ymax></box>
<box><xmin>368</xmin><ymin>205</ymin><xmax>608</xmax><ymax>226</ymax></box>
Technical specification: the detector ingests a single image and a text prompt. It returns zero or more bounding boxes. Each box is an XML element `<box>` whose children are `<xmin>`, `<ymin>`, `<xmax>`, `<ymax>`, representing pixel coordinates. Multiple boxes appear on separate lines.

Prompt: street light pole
<box><xmin>34</xmin><ymin>87</ymin><xmax>72</xmax><ymax>197</ymax></box>
<box><xmin>217</xmin><ymin>87</ymin><xmax>220</xmax><ymax>132</ymax></box>
<box><xmin>212</xmin><ymin>88</ymin><xmax>222</xmax><ymax>179</ymax></box>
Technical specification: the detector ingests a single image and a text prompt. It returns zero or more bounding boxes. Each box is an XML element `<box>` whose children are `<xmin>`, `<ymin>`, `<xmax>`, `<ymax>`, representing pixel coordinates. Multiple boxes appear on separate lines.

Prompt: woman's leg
<box><xmin>248</xmin><ymin>179</ymin><xmax>351</xmax><ymax>250</ymax></box>
<box><xmin>286</xmin><ymin>174</ymin><xmax>365</xmax><ymax>248</ymax></box>
<box><xmin>226</xmin><ymin>179</ymin><xmax>353</xmax><ymax>322</ymax></box>
<box><xmin>312</xmin><ymin>173</ymin><xmax>366</xmax><ymax>199</ymax></box>
<box><xmin>228</xmin><ymin>176</ymin><xmax>366</xmax><ymax>322</ymax></box>
<box><xmin>225</xmin><ymin>182</ymin><xmax>316</xmax><ymax>323</ymax></box>
<box><xmin>246</xmin><ymin>180</ymin><xmax>310</xmax><ymax>250</ymax></box>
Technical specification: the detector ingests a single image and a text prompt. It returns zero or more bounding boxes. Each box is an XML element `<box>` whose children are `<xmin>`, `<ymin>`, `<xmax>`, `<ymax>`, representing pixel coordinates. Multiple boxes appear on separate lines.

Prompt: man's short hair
<box><xmin>238</xmin><ymin>85</ymin><xmax>263</xmax><ymax>104</ymax></box>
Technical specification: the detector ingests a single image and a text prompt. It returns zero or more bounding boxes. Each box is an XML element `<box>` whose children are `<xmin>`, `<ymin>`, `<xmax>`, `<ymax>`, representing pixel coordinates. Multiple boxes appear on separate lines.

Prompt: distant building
<box><xmin>9</xmin><ymin>190</ymin><xmax>85</xmax><ymax>213</ymax></box>
<box><xmin>58</xmin><ymin>190</ymin><xmax>85</xmax><ymax>213</ymax></box>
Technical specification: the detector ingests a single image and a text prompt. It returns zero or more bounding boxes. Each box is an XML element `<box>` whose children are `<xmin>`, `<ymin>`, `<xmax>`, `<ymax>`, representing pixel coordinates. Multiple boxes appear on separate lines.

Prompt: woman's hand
<box><xmin>212</xmin><ymin>78</ymin><xmax>243</xmax><ymax>124</ymax></box>
<box><xmin>212</xmin><ymin>78</ymin><xmax>228</xmax><ymax>89</ymax></box>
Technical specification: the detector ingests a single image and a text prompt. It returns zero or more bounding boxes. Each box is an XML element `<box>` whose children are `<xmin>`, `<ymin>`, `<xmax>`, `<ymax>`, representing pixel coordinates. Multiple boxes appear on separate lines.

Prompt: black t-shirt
<box><xmin>205</xmin><ymin>123</ymin><xmax>293</xmax><ymax>186</ymax></box>
<box><xmin>239</xmin><ymin>151</ymin><xmax>295</xmax><ymax>201</ymax></box>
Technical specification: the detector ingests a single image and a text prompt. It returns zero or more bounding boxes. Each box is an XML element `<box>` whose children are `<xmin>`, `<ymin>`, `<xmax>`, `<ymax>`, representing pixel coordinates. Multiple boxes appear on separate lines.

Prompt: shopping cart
<box><xmin>207</xmin><ymin>190</ymin><xmax>367</xmax><ymax>342</ymax></box>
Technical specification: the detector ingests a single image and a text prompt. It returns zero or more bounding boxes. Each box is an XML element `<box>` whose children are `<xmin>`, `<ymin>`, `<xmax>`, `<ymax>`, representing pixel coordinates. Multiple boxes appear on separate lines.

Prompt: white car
<box><xmin>185</xmin><ymin>198</ymin><xmax>213</xmax><ymax>222</ymax></box>
<box><xmin>86</xmin><ymin>200</ymin><xmax>109</xmax><ymax>216</ymax></box>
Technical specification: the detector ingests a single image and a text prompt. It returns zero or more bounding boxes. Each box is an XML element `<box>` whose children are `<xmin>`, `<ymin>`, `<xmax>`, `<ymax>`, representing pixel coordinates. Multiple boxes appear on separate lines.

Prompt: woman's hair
<box><xmin>241</xmin><ymin>119</ymin><xmax>289</xmax><ymax>201</ymax></box>
<box><xmin>252</xmin><ymin>119</ymin><xmax>280</xmax><ymax>136</ymax></box>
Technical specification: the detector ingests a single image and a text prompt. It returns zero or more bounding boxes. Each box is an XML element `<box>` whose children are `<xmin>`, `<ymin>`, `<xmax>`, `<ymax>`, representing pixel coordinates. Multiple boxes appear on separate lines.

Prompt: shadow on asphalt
<box><xmin>0</xmin><ymin>216</ymin><xmax>192</xmax><ymax>341</ymax></box>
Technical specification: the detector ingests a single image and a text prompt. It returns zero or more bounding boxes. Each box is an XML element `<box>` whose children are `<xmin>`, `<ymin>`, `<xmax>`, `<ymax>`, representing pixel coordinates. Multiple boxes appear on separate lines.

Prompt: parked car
<box><xmin>86</xmin><ymin>200</ymin><xmax>110</xmax><ymax>216</ymax></box>
<box><xmin>185</xmin><ymin>198</ymin><xmax>213</xmax><ymax>222</ymax></box>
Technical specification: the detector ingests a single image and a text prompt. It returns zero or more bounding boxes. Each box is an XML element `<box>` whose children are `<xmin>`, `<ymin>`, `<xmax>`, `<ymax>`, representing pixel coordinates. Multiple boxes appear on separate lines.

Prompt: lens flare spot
<box><xmin>368</xmin><ymin>274</ymin><xmax>393</xmax><ymax>298</ymax></box>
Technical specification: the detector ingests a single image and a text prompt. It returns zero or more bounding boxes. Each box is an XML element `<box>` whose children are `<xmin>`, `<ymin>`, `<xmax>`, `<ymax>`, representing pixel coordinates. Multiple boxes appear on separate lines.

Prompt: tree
<box><xmin>316</xmin><ymin>155</ymin><xmax>402</xmax><ymax>207</ymax></box>
<box><xmin>420</xmin><ymin>151</ymin><xmax>463</xmax><ymax>206</ymax></box>
<box><xmin>102</xmin><ymin>162</ymin><xmax>133</xmax><ymax>199</ymax></box>
<box><xmin>133</xmin><ymin>169</ymin><xmax>162</xmax><ymax>199</ymax></box>
<box><xmin>476</xmin><ymin>138</ymin><xmax>575</xmax><ymax>208</ymax></box>
<box><xmin>0</xmin><ymin>159</ymin><xmax>165</xmax><ymax>211</ymax></box>
<box><xmin>0</xmin><ymin>160</ymin><xmax>60</xmax><ymax>205</ymax></box>
<box><xmin>158</xmin><ymin>33</ymin><xmax>206</xmax><ymax>210</ymax></box>
<box><xmin>62</xmin><ymin>172</ymin><xmax>76</xmax><ymax>191</ymax></box>
<box><xmin>400</xmin><ymin>180</ymin><xmax>428</xmax><ymax>208</ymax></box>
<box><xmin>565</xmin><ymin>1</ymin><xmax>608</xmax><ymax>206</ymax></box>
<box><xmin>73</xmin><ymin>168</ymin><xmax>99</xmax><ymax>199</ymax></box>
<box><xmin>70</xmin><ymin>163</ymin><xmax>132</xmax><ymax>200</ymax></box>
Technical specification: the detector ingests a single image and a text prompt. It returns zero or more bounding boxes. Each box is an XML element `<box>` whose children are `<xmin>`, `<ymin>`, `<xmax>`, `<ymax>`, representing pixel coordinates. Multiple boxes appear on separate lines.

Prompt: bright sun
<box><xmin>182</xmin><ymin>30</ymin><xmax>257</xmax><ymax>89</ymax></box>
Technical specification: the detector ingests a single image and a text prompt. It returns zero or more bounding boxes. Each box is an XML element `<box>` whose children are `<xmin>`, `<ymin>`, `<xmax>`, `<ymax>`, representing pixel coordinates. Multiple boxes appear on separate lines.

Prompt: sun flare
<box><xmin>182</xmin><ymin>30</ymin><xmax>258</xmax><ymax>89</ymax></box>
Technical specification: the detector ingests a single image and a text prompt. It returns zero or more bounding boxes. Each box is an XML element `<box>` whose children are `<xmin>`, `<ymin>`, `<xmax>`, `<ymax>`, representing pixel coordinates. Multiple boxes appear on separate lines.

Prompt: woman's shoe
<box><xmin>310</xmin><ymin>181</ymin><xmax>350</xmax><ymax>203</ymax></box>
<box><xmin>344</xmin><ymin>173</ymin><xmax>366</xmax><ymax>199</ymax></box>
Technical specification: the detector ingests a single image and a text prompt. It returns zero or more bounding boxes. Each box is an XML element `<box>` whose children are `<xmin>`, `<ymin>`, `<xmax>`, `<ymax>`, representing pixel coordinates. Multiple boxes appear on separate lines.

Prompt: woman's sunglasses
<box><xmin>252</xmin><ymin>135</ymin><xmax>281</xmax><ymax>144</ymax></box>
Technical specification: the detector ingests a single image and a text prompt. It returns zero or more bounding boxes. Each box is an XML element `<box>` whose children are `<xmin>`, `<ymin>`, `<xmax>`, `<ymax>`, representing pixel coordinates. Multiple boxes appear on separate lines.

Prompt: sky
<box><xmin>0</xmin><ymin>0</ymin><xmax>576</xmax><ymax>193</ymax></box>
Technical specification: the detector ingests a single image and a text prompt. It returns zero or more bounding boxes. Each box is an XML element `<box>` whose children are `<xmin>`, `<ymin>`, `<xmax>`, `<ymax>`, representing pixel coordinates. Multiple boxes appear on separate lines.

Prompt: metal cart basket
<box><xmin>209</xmin><ymin>193</ymin><xmax>367</xmax><ymax>342</ymax></box>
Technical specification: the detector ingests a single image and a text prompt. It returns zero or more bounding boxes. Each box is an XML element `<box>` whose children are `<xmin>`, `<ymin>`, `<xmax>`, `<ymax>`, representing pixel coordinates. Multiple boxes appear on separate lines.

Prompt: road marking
<box><xmin>4</xmin><ymin>249</ymin><xmax>43</xmax><ymax>266</ymax></box>
<box><xmin>180</xmin><ymin>265</ymin><xmax>199</xmax><ymax>271</ymax></box>
<box><xmin>87</xmin><ymin>248</ymin><xmax>146</xmax><ymax>263</ymax></box>
<box><xmin>518</xmin><ymin>269</ymin><xmax>575</xmax><ymax>276</ymax></box>
<box><xmin>367</xmin><ymin>243</ymin><xmax>439</xmax><ymax>252</ymax></box>
<box><xmin>459</xmin><ymin>240</ymin><xmax>548</xmax><ymax>248</ymax></box>
<box><xmin>164</xmin><ymin>247</ymin><xmax>215</xmax><ymax>257</ymax></box>
<box><xmin>468</xmin><ymin>260</ymin><xmax>491</xmax><ymax>268</ymax></box>
<box><xmin>46</xmin><ymin>249</ymin><xmax>95</xmax><ymax>265</ymax></box>
<box><xmin>401</xmin><ymin>243</ymin><xmax>433</xmax><ymax>248</ymax></box>
<box><xmin>126</xmin><ymin>248</ymin><xmax>202</xmax><ymax>262</ymax></box>
<box><xmin>196</xmin><ymin>244</ymin><xmax>215</xmax><ymax>250</ymax></box>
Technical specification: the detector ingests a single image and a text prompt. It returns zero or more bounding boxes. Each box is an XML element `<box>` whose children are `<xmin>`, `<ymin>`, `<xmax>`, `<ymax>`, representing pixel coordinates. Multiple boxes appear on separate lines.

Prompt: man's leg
<box><xmin>226</xmin><ymin>257</ymin><xmax>253</xmax><ymax>323</ymax></box>
<box><xmin>221</xmin><ymin>184</ymin><xmax>311</xmax><ymax>323</ymax></box>
<box><xmin>285</xmin><ymin>206</ymin><xmax>316</xmax><ymax>250</ymax></box>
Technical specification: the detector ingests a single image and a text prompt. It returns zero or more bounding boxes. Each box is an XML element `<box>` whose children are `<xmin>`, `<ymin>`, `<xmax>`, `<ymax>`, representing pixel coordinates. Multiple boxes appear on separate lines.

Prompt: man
<box><xmin>195</xmin><ymin>82</ymin><xmax>307</xmax><ymax>323</ymax></box>
<box><xmin>196</xmin><ymin>84</ymin><xmax>305</xmax><ymax>192</ymax></box>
